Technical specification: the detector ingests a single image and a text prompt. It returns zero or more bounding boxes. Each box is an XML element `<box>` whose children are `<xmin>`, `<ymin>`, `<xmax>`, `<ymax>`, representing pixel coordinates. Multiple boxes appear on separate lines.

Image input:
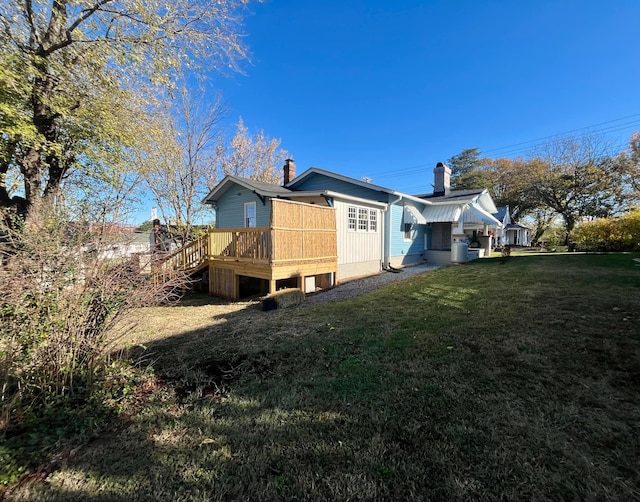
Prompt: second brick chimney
<box><xmin>283</xmin><ymin>158</ymin><xmax>296</xmax><ymax>185</ymax></box>
<box><xmin>433</xmin><ymin>162</ymin><xmax>451</xmax><ymax>197</ymax></box>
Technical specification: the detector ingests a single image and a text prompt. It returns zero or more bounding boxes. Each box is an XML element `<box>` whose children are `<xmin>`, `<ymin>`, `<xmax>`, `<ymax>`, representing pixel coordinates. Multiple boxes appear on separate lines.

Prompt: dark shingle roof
<box><xmin>203</xmin><ymin>175</ymin><xmax>291</xmax><ymax>204</ymax></box>
<box><xmin>414</xmin><ymin>188</ymin><xmax>485</xmax><ymax>203</ymax></box>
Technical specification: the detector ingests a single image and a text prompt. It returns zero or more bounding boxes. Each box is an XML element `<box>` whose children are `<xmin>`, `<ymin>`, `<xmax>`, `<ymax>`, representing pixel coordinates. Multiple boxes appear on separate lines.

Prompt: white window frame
<box><xmin>404</xmin><ymin>223</ymin><xmax>413</xmax><ymax>241</ymax></box>
<box><xmin>347</xmin><ymin>206</ymin><xmax>357</xmax><ymax>231</ymax></box>
<box><xmin>358</xmin><ymin>208</ymin><xmax>369</xmax><ymax>231</ymax></box>
<box><xmin>244</xmin><ymin>201</ymin><xmax>256</xmax><ymax>228</ymax></box>
<box><xmin>369</xmin><ymin>209</ymin><xmax>377</xmax><ymax>232</ymax></box>
<box><xmin>347</xmin><ymin>205</ymin><xmax>378</xmax><ymax>233</ymax></box>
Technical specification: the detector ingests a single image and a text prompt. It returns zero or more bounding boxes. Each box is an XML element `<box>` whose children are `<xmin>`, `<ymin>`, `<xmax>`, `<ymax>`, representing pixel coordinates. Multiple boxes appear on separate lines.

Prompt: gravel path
<box><xmin>305</xmin><ymin>262</ymin><xmax>444</xmax><ymax>305</ymax></box>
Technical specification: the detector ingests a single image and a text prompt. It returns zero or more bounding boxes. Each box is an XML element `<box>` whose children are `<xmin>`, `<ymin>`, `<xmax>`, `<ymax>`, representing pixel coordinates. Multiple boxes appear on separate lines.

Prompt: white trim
<box><xmin>244</xmin><ymin>201</ymin><xmax>256</xmax><ymax>228</ymax></box>
<box><xmin>346</xmin><ymin>204</ymin><xmax>379</xmax><ymax>233</ymax></box>
<box><xmin>463</xmin><ymin>204</ymin><xmax>502</xmax><ymax>226</ymax></box>
<box><xmin>288</xmin><ymin>190</ymin><xmax>388</xmax><ymax>208</ymax></box>
<box><xmin>286</xmin><ymin>168</ymin><xmax>432</xmax><ymax>206</ymax></box>
<box><xmin>404</xmin><ymin>205</ymin><xmax>427</xmax><ymax>225</ymax></box>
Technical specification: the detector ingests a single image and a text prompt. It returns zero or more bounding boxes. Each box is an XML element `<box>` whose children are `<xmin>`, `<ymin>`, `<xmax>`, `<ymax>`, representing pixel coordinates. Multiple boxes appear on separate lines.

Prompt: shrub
<box><xmin>0</xmin><ymin>204</ymin><xmax>189</xmax><ymax>434</ymax></box>
<box><xmin>573</xmin><ymin>210</ymin><xmax>640</xmax><ymax>252</ymax></box>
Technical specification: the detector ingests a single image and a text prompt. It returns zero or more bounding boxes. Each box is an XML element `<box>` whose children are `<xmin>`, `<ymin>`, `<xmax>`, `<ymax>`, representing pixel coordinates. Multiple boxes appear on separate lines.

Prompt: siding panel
<box><xmin>216</xmin><ymin>187</ymin><xmax>271</xmax><ymax>228</ymax></box>
<box><xmin>335</xmin><ymin>201</ymin><xmax>382</xmax><ymax>271</ymax></box>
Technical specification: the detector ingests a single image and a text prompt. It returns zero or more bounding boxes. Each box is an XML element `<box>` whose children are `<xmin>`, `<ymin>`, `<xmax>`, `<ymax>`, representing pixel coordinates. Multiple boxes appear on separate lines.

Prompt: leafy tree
<box><xmin>0</xmin><ymin>0</ymin><xmax>251</xmax><ymax>222</ymax></box>
<box><xmin>447</xmin><ymin>147</ymin><xmax>492</xmax><ymax>190</ymax></box>
<box><xmin>143</xmin><ymin>105</ymin><xmax>289</xmax><ymax>240</ymax></box>
<box><xmin>529</xmin><ymin>134</ymin><xmax>637</xmax><ymax>233</ymax></box>
<box><xmin>485</xmin><ymin>157</ymin><xmax>542</xmax><ymax>219</ymax></box>
<box><xmin>213</xmin><ymin>117</ymin><xmax>290</xmax><ymax>185</ymax></box>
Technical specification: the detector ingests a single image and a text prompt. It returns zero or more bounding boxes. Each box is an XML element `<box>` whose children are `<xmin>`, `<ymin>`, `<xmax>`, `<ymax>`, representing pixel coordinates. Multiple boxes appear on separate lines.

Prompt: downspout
<box><xmin>384</xmin><ymin>194</ymin><xmax>403</xmax><ymax>268</ymax></box>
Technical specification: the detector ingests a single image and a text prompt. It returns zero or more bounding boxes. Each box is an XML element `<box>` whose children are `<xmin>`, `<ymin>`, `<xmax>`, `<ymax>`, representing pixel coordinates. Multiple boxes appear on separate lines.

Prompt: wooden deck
<box><xmin>157</xmin><ymin>199</ymin><xmax>338</xmax><ymax>299</ymax></box>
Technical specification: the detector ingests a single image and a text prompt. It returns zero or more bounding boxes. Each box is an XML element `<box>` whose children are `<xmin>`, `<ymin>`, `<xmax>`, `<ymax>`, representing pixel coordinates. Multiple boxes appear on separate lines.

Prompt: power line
<box><xmin>482</xmin><ymin>113</ymin><xmax>640</xmax><ymax>156</ymax></box>
<box><xmin>366</xmin><ymin>113</ymin><xmax>640</xmax><ymax>179</ymax></box>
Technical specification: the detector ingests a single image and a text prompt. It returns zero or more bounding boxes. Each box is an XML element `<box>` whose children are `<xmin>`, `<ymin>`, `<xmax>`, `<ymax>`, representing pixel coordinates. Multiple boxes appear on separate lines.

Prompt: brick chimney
<box><xmin>433</xmin><ymin>162</ymin><xmax>451</xmax><ymax>197</ymax></box>
<box><xmin>283</xmin><ymin>158</ymin><xmax>296</xmax><ymax>185</ymax></box>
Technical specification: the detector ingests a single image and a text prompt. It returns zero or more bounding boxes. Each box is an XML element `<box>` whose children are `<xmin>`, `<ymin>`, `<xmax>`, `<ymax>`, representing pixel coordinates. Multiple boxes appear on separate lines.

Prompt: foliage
<box><xmin>446</xmin><ymin>147</ymin><xmax>492</xmax><ymax>190</ymax></box>
<box><xmin>448</xmin><ymin>132</ymin><xmax>640</xmax><ymax>236</ymax></box>
<box><xmin>527</xmin><ymin>134</ymin><xmax>635</xmax><ymax>233</ymax></box>
<box><xmin>525</xmin><ymin>208</ymin><xmax>559</xmax><ymax>245</ymax></box>
<box><xmin>214</xmin><ymin>117</ymin><xmax>290</xmax><ymax>184</ymax></box>
<box><xmin>572</xmin><ymin>208</ymin><xmax>640</xmax><ymax>251</ymax></box>
<box><xmin>0</xmin><ymin>0</ymin><xmax>253</xmax><ymax>220</ymax></box>
<box><xmin>0</xmin><ymin>201</ymin><xmax>187</xmax><ymax>442</ymax></box>
<box><xmin>485</xmin><ymin>157</ymin><xmax>545</xmax><ymax>220</ymax></box>
<box><xmin>537</xmin><ymin>221</ymin><xmax>567</xmax><ymax>247</ymax></box>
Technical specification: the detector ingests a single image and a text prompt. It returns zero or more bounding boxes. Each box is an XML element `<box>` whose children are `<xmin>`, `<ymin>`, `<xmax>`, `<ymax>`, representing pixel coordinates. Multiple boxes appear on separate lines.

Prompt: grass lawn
<box><xmin>5</xmin><ymin>253</ymin><xmax>640</xmax><ymax>501</ymax></box>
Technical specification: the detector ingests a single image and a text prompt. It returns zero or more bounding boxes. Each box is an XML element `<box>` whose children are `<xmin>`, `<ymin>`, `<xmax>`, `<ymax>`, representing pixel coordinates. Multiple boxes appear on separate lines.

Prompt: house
<box><xmin>414</xmin><ymin>162</ymin><xmax>503</xmax><ymax>263</ymax></box>
<box><xmin>494</xmin><ymin>205</ymin><xmax>532</xmax><ymax>247</ymax></box>
<box><xmin>159</xmin><ymin>160</ymin><xmax>502</xmax><ymax>300</ymax></box>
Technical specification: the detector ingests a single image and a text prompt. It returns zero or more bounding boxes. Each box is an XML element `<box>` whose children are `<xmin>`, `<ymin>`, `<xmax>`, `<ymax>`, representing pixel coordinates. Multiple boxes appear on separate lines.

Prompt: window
<box><xmin>347</xmin><ymin>206</ymin><xmax>357</xmax><ymax>230</ymax></box>
<box><xmin>244</xmin><ymin>202</ymin><xmax>256</xmax><ymax>228</ymax></box>
<box><xmin>404</xmin><ymin>223</ymin><xmax>413</xmax><ymax>241</ymax></box>
<box><xmin>347</xmin><ymin>205</ymin><xmax>378</xmax><ymax>232</ymax></box>
<box><xmin>369</xmin><ymin>210</ymin><xmax>377</xmax><ymax>232</ymax></box>
<box><xmin>358</xmin><ymin>208</ymin><xmax>368</xmax><ymax>231</ymax></box>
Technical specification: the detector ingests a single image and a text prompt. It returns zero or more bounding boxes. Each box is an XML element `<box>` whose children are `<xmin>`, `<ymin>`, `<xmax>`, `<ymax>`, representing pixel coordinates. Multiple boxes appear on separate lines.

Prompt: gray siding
<box><xmin>216</xmin><ymin>186</ymin><xmax>271</xmax><ymax>228</ymax></box>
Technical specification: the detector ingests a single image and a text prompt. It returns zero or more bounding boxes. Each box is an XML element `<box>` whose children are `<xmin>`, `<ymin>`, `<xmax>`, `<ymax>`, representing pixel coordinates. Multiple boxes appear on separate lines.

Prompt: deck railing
<box><xmin>209</xmin><ymin>227</ymin><xmax>271</xmax><ymax>262</ymax></box>
<box><xmin>153</xmin><ymin>233</ymin><xmax>210</xmax><ymax>279</ymax></box>
<box><xmin>157</xmin><ymin>198</ymin><xmax>337</xmax><ymax>278</ymax></box>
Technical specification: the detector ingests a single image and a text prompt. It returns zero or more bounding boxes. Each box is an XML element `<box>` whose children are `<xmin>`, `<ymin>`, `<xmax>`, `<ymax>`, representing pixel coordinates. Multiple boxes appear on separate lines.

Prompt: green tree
<box><xmin>529</xmin><ymin>134</ymin><xmax>637</xmax><ymax>234</ymax></box>
<box><xmin>486</xmin><ymin>157</ymin><xmax>547</xmax><ymax>218</ymax></box>
<box><xmin>0</xmin><ymin>0</ymin><xmax>251</xmax><ymax>222</ymax></box>
<box><xmin>447</xmin><ymin>147</ymin><xmax>492</xmax><ymax>190</ymax></box>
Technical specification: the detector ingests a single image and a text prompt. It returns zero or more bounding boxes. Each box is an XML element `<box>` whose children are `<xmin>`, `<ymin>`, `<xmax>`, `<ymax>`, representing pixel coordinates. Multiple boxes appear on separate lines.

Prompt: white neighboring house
<box><xmin>413</xmin><ymin>162</ymin><xmax>503</xmax><ymax>264</ymax></box>
<box><xmin>98</xmin><ymin>230</ymin><xmax>153</xmax><ymax>261</ymax></box>
<box><xmin>494</xmin><ymin>206</ymin><xmax>532</xmax><ymax>247</ymax></box>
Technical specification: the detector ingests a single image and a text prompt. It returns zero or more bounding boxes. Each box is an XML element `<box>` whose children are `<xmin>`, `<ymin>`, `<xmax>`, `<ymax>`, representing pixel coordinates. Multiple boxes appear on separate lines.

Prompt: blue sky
<box><xmin>208</xmin><ymin>0</ymin><xmax>640</xmax><ymax>197</ymax></box>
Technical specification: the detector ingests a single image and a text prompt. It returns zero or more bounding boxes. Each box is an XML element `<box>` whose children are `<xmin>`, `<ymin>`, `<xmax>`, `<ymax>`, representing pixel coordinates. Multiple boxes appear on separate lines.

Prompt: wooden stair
<box><xmin>154</xmin><ymin>233</ymin><xmax>209</xmax><ymax>283</ymax></box>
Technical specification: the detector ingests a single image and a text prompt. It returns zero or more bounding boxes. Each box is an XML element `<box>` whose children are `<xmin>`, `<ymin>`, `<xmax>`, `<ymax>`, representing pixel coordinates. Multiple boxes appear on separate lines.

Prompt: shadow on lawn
<box><xmin>7</xmin><ymin>253</ymin><xmax>640</xmax><ymax>501</ymax></box>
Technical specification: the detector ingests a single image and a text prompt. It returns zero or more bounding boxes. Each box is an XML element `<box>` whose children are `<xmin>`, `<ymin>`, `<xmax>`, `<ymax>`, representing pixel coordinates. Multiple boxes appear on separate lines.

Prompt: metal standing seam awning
<box><xmin>403</xmin><ymin>205</ymin><xmax>427</xmax><ymax>225</ymax></box>
<box><xmin>463</xmin><ymin>205</ymin><xmax>503</xmax><ymax>226</ymax></box>
<box><xmin>420</xmin><ymin>204</ymin><xmax>463</xmax><ymax>223</ymax></box>
<box><xmin>419</xmin><ymin>203</ymin><xmax>502</xmax><ymax>226</ymax></box>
